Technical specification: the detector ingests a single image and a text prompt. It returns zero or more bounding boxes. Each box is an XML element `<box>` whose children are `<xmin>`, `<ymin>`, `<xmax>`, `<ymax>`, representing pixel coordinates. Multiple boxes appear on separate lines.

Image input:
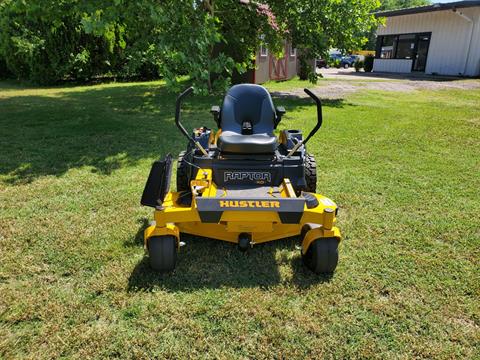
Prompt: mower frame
<box><xmin>142</xmin><ymin>84</ymin><xmax>342</xmax><ymax>273</ymax></box>
<box><xmin>144</xmin><ymin>169</ymin><xmax>341</xmax><ymax>256</ymax></box>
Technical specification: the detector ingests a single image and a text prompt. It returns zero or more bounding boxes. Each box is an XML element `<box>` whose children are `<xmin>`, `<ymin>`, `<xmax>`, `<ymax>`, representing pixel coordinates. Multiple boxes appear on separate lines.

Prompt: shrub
<box><xmin>327</xmin><ymin>57</ymin><xmax>341</xmax><ymax>69</ymax></box>
<box><xmin>364</xmin><ymin>54</ymin><xmax>374</xmax><ymax>72</ymax></box>
<box><xmin>0</xmin><ymin>1</ymin><xmax>123</xmax><ymax>83</ymax></box>
<box><xmin>0</xmin><ymin>1</ymin><xmax>162</xmax><ymax>84</ymax></box>
<box><xmin>0</xmin><ymin>56</ymin><xmax>11</xmax><ymax>79</ymax></box>
<box><xmin>354</xmin><ymin>59</ymin><xmax>364</xmax><ymax>72</ymax></box>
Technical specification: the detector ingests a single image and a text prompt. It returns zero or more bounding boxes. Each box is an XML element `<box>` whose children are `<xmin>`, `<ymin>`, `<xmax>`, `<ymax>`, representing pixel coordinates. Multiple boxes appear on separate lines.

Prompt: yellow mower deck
<box><xmin>144</xmin><ymin>169</ymin><xmax>341</xmax><ymax>255</ymax></box>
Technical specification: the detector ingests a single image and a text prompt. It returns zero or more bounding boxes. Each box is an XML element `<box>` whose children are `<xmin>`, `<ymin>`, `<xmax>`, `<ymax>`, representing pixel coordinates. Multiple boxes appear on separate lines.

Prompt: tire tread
<box><xmin>176</xmin><ymin>151</ymin><xmax>189</xmax><ymax>192</ymax></box>
<box><xmin>304</xmin><ymin>153</ymin><xmax>317</xmax><ymax>193</ymax></box>
<box><xmin>148</xmin><ymin>236</ymin><xmax>177</xmax><ymax>272</ymax></box>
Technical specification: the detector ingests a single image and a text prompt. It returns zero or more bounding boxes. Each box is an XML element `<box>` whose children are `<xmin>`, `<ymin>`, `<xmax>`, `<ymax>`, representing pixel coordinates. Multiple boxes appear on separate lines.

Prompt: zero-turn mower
<box><xmin>141</xmin><ymin>84</ymin><xmax>341</xmax><ymax>274</ymax></box>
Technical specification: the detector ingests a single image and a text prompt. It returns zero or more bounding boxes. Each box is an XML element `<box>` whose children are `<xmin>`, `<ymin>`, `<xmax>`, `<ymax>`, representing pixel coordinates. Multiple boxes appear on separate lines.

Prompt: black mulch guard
<box><xmin>140</xmin><ymin>154</ymin><xmax>173</xmax><ymax>208</ymax></box>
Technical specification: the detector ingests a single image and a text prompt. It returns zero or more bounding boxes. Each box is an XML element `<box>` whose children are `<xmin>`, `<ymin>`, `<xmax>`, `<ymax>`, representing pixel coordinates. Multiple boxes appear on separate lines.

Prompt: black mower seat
<box><xmin>217</xmin><ymin>132</ymin><xmax>277</xmax><ymax>154</ymax></box>
<box><xmin>217</xmin><ymin>84</ymin><xmax>278</xmax><ymax>154</ymax></box>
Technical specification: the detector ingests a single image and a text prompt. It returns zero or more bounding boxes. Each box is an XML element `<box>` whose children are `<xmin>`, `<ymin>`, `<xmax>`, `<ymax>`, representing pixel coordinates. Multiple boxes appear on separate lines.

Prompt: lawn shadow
<box><xmin>271</xmin><ymin>94</ymin><xmax>347</xmax><ymax>108</ymax></box>
<box><xmin>289</xmin><ymin>255</ymin><xmax>334</xmax><ymax>288</ymax></box>
<box><xmin>0</xmin><ymin>81</ymin><xmax>219</xmax><ymax>184</ymax></box>
<box><xmin>126</xmin><ymin>220</ymin><xmax>333</xmax><ymax>291</ymax></box>
<box><xmin>0</xmin><ymin>81</ymin><xmax>346</xmax><ymax>184</ymax></box>
<box><xmin>340</xmin><ymin>70</ymin><xmax>467</xmax><ymax>82</ymax></box>
<box><xmin>128</xmin><ymin>235</ymin><xmax>283</xmax><ymax>291</ymax></box>
<box><xmin>123</xmin><ymin>217</ymin><xmax>150</xmax><ymax>248</ymax></box>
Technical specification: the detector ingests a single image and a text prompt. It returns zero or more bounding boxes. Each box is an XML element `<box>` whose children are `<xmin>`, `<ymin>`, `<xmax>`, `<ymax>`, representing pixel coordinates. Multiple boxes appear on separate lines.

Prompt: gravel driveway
<box><xmin>272</xmin><ymin>68</ymin><xmax>480</xmax><ymax>99</ymax></box>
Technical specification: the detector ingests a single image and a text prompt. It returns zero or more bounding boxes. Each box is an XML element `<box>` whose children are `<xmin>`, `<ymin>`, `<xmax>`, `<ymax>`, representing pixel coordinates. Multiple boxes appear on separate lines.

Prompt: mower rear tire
<box><xmin>176</xmin><ymin>151</ymin><xmax>189</xmax><ymax>192</ymax></box>
<box><xmin>302</xmin><ymin>237</ymin><xmax>338</xmax><ymax>274</ymax></box>
<box><xmin>304</xmin><ymin>153</ymin><xmax>317</xmax><ymax>193</ymax></box>
<box><xmin>148</xmin><ymin>236</ymin><xmax>177</xmax><ymax>272</ymax></box>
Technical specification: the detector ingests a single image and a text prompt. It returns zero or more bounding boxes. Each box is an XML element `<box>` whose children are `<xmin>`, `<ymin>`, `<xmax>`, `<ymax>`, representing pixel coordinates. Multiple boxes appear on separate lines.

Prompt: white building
<box><xmin>373</xmin><ymin>1</ymin><xmax>480</xmax><ymax>76</ymax></box>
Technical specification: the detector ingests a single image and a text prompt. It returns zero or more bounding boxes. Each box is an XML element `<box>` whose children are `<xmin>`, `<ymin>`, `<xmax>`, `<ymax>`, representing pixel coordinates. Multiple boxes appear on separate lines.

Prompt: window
<box><xmin>260</xmin><ymin>45</ymin><xmax>268</xmax><ymax>57</ymax></box>
<box><xmin>376</xmin><ymin>33</ymin><xmax>431</xmax><ymax>61</ymax></box>
<box><xmin>395</xmin><ymin>34</ymin><xmax>416</xmax><ymax>59</ymax></box>
<box><xmin>290</xmin><ymin>47</ymin><xmax>296</xmax><ymax>57</ymax></box>
<box><xmin>380</xmin><ymin>35</ymin><xmax>396</xmax><ymax>59</ymax></box>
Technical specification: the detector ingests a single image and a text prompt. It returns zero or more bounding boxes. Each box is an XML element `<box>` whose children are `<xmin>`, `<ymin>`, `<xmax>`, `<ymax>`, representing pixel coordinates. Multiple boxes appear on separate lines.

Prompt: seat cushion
<box><xmin>217</xmin><ymin>131</ymin><xmax>278</xmax><ymax>154</ymax></box>
<box><xmin>221</xmin><ymin>84</ymin><xmax>276</xmax><ymax>135</ymax></box>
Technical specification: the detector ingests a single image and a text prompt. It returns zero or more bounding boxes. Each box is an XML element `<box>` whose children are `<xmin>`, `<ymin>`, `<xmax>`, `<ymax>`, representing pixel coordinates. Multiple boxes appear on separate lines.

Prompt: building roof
<box><xmin>375</xmin><ymin>0</ymin><xmax>480</xmax><ymax>17</ymax></box>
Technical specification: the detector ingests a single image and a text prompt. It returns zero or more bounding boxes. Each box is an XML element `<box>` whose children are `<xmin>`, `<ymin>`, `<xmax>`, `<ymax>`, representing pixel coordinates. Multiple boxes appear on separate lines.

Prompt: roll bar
<box><xmin>175</xmin><ymin>86</ymin><xmax>209</xmax><ymax>156</ymax></box>
<box><xmin>287</xmin><ymin>88</ymin><xmax>323</xmax><ymax>157</ymax></box>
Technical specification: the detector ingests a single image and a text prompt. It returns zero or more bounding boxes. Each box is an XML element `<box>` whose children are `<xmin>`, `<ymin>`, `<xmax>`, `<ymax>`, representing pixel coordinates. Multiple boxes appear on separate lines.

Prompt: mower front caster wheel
<box><xmin>148</xmin><ymin>236</ymin><xmax>177</xmax><ymax>272</ymax></box>
<box><xmin>302</xmin><ymin>238</ymin><xmax>339</xmax><ymax>274</ymax></box>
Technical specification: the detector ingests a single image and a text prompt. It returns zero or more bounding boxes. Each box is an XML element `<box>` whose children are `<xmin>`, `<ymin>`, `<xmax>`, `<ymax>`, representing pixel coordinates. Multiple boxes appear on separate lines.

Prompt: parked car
<box><xmin>316</xmin><ymin>53</ymin><xmax>343</xmax><ymax>69</ymax></box>
<box><xmin>330</xmin><ymin>53</ymin><xmax>343</xmax><ymax>61</ymax></box>
<box><xmin>340</xmin><ymin>55</ymin><xmax>360</xmax><ymax>69</ymax></box>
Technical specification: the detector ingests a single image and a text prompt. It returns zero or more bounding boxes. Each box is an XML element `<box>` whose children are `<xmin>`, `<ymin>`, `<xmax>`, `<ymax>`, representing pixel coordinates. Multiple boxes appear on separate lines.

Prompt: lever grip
<box><xmin>286</xmin><ymin>89</ymin><xmax>323</xmax><ymax>157</ymax></box>
<box><xmin>302</xmin><ymin>88</ymin><xmax>323</xmax><ymax>144</ymax></box>
<box><xmin>175</xmin><ymin>87</ymin><xmax>195</xmax><ymax>141</ymax></box>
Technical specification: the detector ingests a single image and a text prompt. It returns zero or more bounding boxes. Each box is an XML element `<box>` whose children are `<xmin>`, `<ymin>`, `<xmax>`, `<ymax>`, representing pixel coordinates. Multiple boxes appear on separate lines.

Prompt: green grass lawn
<box><xmin>0</xmin><ymin>78</ymin><xmax>479</xmax><ymax>358</ymax></box>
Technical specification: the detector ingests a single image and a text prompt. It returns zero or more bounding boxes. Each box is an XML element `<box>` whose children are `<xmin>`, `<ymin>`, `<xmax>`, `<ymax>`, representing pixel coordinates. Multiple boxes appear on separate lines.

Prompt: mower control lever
<box><xmin>287</xmin><ymin>88</ymin><xmax>323</xmax><ymax>157</ymax></box>
<box><xmin>175</xmin><ymin>87</ymin><xmax>209</xmax><ymax>156</ymax></box>
<box><xmin>210</xmin><ymin>106</ymin><xmax>220</xmax><ymax>126</ymax></box>
<box><xmin>275</xmin><ymin>106</ymin><xmax>286</xmax><ymax>127</ymax></box>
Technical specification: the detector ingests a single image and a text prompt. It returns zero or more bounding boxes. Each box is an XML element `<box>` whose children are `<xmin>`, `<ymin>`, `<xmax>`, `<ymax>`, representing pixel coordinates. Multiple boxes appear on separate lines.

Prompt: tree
<box><xmin>0</xmin><ymin>0</ymin><xmax>382</xmax><ymax>91</ymax></box>
<box><xmin>378</xmin><ymin>0</ymin><xmax>430</xmax><ymax>11</ymax></box>
<box><xmin>149</xmin><ymin>0</ymin><xmax>286</xmax><ymax>93</ymax></box>
<box><xmin>0</xmin><ymin>0</ymin><xmax>161</xmax><ymax>83</ymax></box>
<box><xmin>0</xmin><ymin>0</ymin><xmax>125</xmax><ymax>83</ymax></box>
<box><xmin>147</xmin><ymin>0</ymin><xmax>380</xmax><ymax>91</ymax></box>
<box><xmin>268</xmin><ymin>0</ymin><xmax>380</xmax><ymax>81</ymax></box>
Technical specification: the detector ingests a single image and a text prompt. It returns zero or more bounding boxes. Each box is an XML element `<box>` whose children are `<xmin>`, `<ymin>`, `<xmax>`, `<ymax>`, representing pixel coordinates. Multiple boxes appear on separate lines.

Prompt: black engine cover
<box><xmin>191</xmin><ymin>153</ymin><xmax>306</xmax><ymax>189</ymax></box>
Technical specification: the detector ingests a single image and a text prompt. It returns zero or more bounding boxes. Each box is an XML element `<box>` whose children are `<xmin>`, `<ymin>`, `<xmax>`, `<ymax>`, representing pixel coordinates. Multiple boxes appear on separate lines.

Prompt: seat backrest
<box><xmin>220</xmin><ymin>84</ymin><xmax>276</xmax><ymax>134</ymax></box>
